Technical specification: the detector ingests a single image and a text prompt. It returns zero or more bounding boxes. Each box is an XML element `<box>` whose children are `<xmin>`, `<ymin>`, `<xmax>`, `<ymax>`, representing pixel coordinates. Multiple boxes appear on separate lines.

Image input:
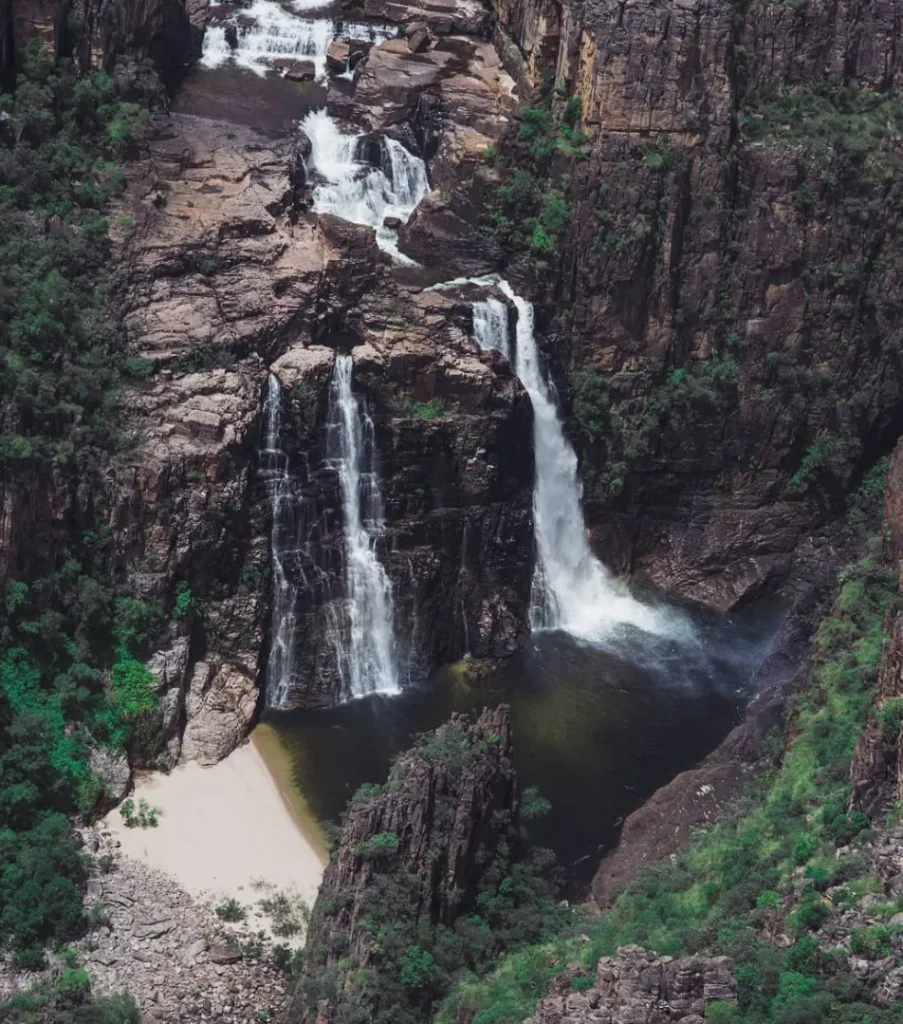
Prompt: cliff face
<box><xmin>293</xmin><ymin>706</ymin><xmax>519</xmax><ymax>1021</ymax></box>
<box><xmin>408</xmin><ymin>0</ymin><xmax>903</xmax><ymax>612</ymax></box>
<box><xmin>1</xmin><ymin>0</ymin><xmax>205</xmax><ymax>80</ymax></box>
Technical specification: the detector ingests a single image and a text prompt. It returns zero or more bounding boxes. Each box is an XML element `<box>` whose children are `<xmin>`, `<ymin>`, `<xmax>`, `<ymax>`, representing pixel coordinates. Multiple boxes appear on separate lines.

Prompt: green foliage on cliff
<box><xmin>0</xmin><ymin>46</ymin><xmax>159</xmax><ymax>970</ymax></box>
<box><xmin>437</xmin><ymin>513</ymin><xmax>900</xmax><ymax>1024</ymax></box>
<box><xmin>0</xmin><ymin>41</ymin><xmax>152</xmax><ymax>469</ymax></box>
<box><xmin>743</xmin><ymin>84</ymin><xmax>903</xmax><ymax>181</ymax></box>
<box><xmin>297</xmin><ymin>724</ymin><xmax>568</xmax><ymax>1024</ymax></box>
<box><xmin>481</xmin><ymin>92</ymin><xmax>585</xmax><ymax>263</ymax></box>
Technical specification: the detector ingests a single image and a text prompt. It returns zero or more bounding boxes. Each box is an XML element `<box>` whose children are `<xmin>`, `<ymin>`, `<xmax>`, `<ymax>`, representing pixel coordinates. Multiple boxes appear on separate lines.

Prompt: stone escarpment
<box><xmin>291</xmin><ymin>706</ymin><xmax>519</xmax><ymax>1021</ymax></box>
<box><xmin>1</xmin><ymin>0</ymin><xmax>206</xmax><ymax>85</ymax></box>
<box><xmin>409</xmin><ymin>0</ymin><xmax>903</xmax><ymax>613</ymax></box>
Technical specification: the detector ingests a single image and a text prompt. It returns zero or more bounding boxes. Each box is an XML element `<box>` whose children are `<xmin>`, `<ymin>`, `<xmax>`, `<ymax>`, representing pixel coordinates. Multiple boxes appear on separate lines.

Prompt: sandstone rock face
<box><xmin>338</xmin><ymin>0</ymin><xmax>491</xmax><ymax>36</ymax></box>
<box><xmin>89</xmin><ymin>93</ymin><xmax>533</xmax><ymax>727</ymax></box>
<box><xmin>293</xmin><ymin>707</ymin><xmax>518</xmax><ymax>1021</ymax></box>
<box><xmin>528</xmin><ymin>947</ymin><xmax>737</xmax><ymax>1024</ymax></box>
<box><xmin>3</xmin><ymin>0</ymin><xmax>204</xmax><ymax>77</ymax></box>
<box><xmin>405</xmin><ymin>0</ymin><xmax>903</xmax><ymax>613</ymax></box>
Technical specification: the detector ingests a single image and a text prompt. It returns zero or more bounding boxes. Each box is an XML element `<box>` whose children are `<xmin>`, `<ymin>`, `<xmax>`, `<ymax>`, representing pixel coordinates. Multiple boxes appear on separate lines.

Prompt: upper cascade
<box><xmin>327</xmin><ymin>355</ymin><xmax>400</xmax><ymax>698</ymax></box>
<box><xmin>201</xmin><ymin>0</ymin><xmax>397</xmax><ymax>80</ymax></box>
<box><xmin>301</xmin><ymin>109</ymin><xmax>430</xmax><ymax>263</ymax></box>
<box><xmin>458</xmin><ymin>277</ymin><xmax>692</xmax><ymax>643</ymax></box>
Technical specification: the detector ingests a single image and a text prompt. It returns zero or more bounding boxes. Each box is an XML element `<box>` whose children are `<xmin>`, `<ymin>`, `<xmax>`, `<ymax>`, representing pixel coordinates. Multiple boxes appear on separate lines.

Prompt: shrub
<box><xmin>520</xmin><ymin>787</ymin><xmax>552</xmax><ymax>822</ymax></box>
<box><xmin>355</xmin><ymin>831</ymin><xmax>400</xmax><ymax>859</ymax></box>
<box><xmin>119</xmin><ymin>797</ymin><xmax>160</xmax><ymax>829</ymax></box>
<box><xmin>849</xmin><ymin>925</ymin><xmax>891</xmax><ymax>957</ymax></box>
<box><xmin>876</xmin><ymin>698</ymin><xmax>903</xmax><ymax>744</ymax></box>
<box><xmin>215</xmin><ymin>897</ymin><xmax>247</xmax><ymax>922</ymax></box>
<box><xmin>409</xmin><ymin>399</ymin><xmax>447</xmax><ymax>421</ymax></box>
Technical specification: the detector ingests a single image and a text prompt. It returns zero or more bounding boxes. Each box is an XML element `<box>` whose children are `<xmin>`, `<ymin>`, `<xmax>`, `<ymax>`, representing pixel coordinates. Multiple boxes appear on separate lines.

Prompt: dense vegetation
<box><xmin>434</xmin><ymin>467</ymin><xmax>903</xmax><ymax>1024</ymax></box>
<box><xmin>482</xmin><ymin>89</ymin><xmax>585</xmax><ymax>262</ymax></box>
<box><xmin>0</xmin><ymin>44</ymin><xmax>160</xmax><ymax>973</ymax></box>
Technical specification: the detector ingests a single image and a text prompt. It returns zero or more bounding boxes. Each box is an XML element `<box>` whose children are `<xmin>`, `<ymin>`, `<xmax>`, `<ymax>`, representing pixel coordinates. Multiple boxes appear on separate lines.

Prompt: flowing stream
<box><xmin>201</xmin><ymin>0</ymin><xmax>397</xmax><ymax>80</ymax></box>
<box><xmin>301</xmin><ymin>109</ymin><xmax>430</xmax><ymax>263</ymax></box>
<box><xmin>327</xmin><ymin>356</ymin><xmax>400</xmax><ymax>698</ymax></box>
<box><xmin>261</xmin><ymin>374</ymin><xmax>301</xmax><ymax>708</ymax></box>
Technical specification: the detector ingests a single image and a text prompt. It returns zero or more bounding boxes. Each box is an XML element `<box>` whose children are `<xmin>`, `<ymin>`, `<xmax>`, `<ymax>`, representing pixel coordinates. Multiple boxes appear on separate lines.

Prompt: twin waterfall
<box><xmin>263</xmin><ymin>362</ymin><xmax>399</xmax><ymax>707</ymax></box>
<box><xmin>326</xmin><ymin>357</ymin><xmax>399</xmax><ymax>698</ymax></box>
<box><xmin>261</xmin><ymin>374</ymin><xmax>302</xmax><ymax>708</ymax></box>
<box><xmin>257</xmin><ymin>38</ymin><xmax>679</xmax><ymax>704</ymax></box>
<box><xmin>471</xmin><ymin>279</ymin><xmax>679</xmax><ymax>642</ymax></box>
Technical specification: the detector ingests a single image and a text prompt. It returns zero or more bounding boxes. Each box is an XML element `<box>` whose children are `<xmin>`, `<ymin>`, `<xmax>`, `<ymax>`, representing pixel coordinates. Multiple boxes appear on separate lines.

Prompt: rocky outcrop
<box><xmin>3</xmin><ymin>0</ymin><xmax>204</xmax><ymax>77</ymax></box>
<box><xmin>528</xmin><ymin>948</ymin><xmax>737</xmax><ymax>1024</ymax></box>
<box><xmin>294</xmin><ymin>706</ymin><xmax>518</xmax><ymax>1019</ymax></box>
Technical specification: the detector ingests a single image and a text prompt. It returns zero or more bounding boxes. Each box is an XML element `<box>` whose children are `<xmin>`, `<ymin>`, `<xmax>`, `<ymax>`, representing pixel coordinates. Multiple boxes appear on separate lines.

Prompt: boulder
<box><xmin>272</xmin><ymin>58</ymin><xmax>317</xmax><ymax>81</ymax></box>
<box><xmin>89</xmin><ymin>746</ymin><xmax>132</xmax><ymax>811</ymax></box>
<box><xmin>209</xmin><ymin>943</ymin><xmax>243</xmax><ymax>965</ymax></box>
<box><xmin>327</xmin><ymin>38</ymin><xmax>352</xmax><ymax>74</ymax></box>
<box><xmin>405</xmin><ymin>20</ymin><xmax>432</xmax><ymax>52</ymax></box>
<box><xmin>382</xmin><ymin>215</ymin><xmax>403</xmax><ymax>229</ymax></box>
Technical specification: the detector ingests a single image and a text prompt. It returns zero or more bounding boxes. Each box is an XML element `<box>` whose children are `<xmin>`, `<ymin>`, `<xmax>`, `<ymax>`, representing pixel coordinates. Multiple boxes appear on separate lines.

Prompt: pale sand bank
<box><xmin>103</xmin><ymin>729</ymin><xmax>326</xmax><ymax>929</ymax></box>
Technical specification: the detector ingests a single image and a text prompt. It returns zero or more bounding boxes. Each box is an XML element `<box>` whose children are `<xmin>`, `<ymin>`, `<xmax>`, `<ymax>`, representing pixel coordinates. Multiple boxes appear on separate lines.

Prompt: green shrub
<box><xmin>215</xmin><ymin>897</ymin><xmax>247</xmax><ymax>922</ymax></box>
<box><xmin>876</xmin><ymin>698</ymin><xmax>903</xmax><ymax>744</ymax></box>
<box><xmin>409</xmin><ymin>399</ymin><xmax>447</xmax><ymax>421</ymax></box>
<box><xmin>355</xmin><ymin>831</ymin><xmax>400</xmax><ymax>859</ymax></box>
<box><xmin>849</xmin><ymin>925</ymin><xmax>891</xmax><ymax>957</ymax></box>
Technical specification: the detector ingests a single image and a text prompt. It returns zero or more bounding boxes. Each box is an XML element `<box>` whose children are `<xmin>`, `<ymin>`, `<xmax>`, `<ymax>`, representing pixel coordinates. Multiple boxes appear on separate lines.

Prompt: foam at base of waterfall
<box><xmin>302</xmin><ymin>109</ymin><xmax>429</xmax><ymax>263</ymax></box>
<box><xmin>201</xmin><ymin>2</ymin><xmax>397</xmax><ymax>81</ymax></box>
<box><xmin>437</xmin><ymin>274</ymin><xmax>693</xmax><ymax>646</ymax></box>
<box><xmin>328</xmin><ymin>355</ymin><xmax>400</xmax><ymax>698</ymax></box>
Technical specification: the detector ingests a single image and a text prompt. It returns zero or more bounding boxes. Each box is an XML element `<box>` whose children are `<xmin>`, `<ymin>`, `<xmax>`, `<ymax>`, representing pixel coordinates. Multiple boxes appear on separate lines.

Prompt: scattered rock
<box><xmin>209</xmin><ymin>944</ymin><xmax>243</xmax><ymax>965</ymax></box>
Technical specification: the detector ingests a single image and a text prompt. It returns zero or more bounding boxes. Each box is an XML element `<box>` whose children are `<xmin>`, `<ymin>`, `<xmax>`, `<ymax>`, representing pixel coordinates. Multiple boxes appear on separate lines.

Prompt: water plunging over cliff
<box><xmin>202</xmin><ymin>1</ymin><xmax>396</xmax><ymax>80</ymax></box>
<box><xmin>301</xmin><ymin>109</ymin><xmax>429</xmax><ymax>263</ymax></box>
<box><xmin>261</xmin><ymin>374</ymin><xmax>301</xmax><ymax>707</ymax></box>
<box><xmin>327</xmin><ymin>356</ymin><xmax>400</xmax><ymax>698</ymax></box>
<box><xmin>469</xmin><ymin>281</ymin><xmax>686</xmax><ymax>642</ymax></box>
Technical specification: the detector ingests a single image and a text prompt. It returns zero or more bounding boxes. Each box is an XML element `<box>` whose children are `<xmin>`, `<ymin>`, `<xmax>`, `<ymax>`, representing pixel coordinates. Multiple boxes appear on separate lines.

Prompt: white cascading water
<box><xmin>261</xmin><ymin>374</ymin><xmax>300</xmax><ymax>707</ymax></box>
<box><xmin>468</xmin><ymin>278</ymin><xmax>689</xmax><ymax>643</ymax></box>
<box><xmin>201</xmin><ymin>0</ymin><xmax>396</xmax><ymax>81</ymax></box>
<box><xmin>301</xmin><ymin>109</ymin><xmax>429</xmax><ymax>263</ymax></box>
<box><xmin>327</xmin><ymin>356</ymin><xmax>400</xmax><ymax>698</ymax></box>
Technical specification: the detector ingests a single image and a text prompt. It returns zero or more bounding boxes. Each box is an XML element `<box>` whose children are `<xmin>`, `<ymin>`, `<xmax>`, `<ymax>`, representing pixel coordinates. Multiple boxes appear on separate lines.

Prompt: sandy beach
<box><xmin>103</xmin><ymin>729</ymin><xmax>326</xmax><ymax>929</ymax></box>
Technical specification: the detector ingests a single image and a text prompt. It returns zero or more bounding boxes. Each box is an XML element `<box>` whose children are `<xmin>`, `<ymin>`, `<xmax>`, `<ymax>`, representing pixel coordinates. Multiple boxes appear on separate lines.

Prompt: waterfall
<box><xmin>261</xmin><ymin>374</ymin><xmax>301</xmax><ymax>707</ymax></box>
<box><xmin>327</xmin><ymin>356</ymin><xmax>400</xmax><ymax>697</ymax></box>
<box><xmin>201</xmin><ymin>1</ymin><xmax>396</xmax><ymax>81</ymax></box>
<box><xmin>465</xmin><ymin>279</ymin><xmax>687</xmax><ymax>642</ymax></box>
<box><xmin>301</xmin><ymin>109</ymin><xmax>429</xmax><ymax>263</ymax></box>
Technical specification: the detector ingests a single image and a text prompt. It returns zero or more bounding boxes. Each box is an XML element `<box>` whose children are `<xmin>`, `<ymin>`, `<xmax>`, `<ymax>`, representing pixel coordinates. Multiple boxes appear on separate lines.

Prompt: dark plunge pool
<box><xmin>265</xmin><ymin>594</ymin><xmax>783</xmax><ymax>890</ymax></box>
